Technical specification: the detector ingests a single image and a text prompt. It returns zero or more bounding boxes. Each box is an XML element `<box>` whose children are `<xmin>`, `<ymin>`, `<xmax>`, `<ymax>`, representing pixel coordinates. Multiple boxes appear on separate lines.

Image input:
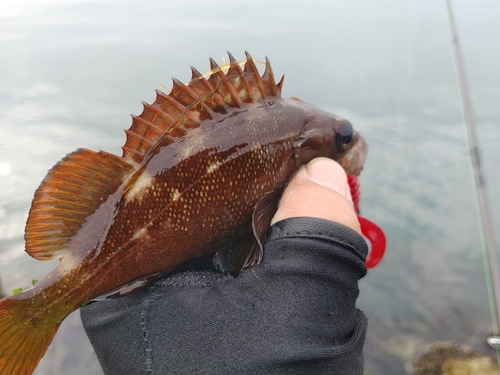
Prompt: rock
<box><xmin>411</xmin><ymin>341</ymin><xmax>499</xmax><ymax>375</ymax></box>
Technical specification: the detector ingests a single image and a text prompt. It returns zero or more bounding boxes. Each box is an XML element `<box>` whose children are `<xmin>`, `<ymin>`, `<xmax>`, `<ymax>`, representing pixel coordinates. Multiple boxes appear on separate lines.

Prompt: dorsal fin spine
<box><xmin>227</xmin><ymin>51</ymin><xmax>238</xmax><ymax>64</ymax></box>
<box><xmin>190</xmin><ymin>66</ymin><xmax>202</xmax><ymax>79</ymax></box>
<box><xmin>167</xmin><ymin>81</ymin><xmax>217</xmax><ymax>125</ymax></box>
<box><xmin>277</xmin><ymin>75</ymin><xmax>285</xmax><ymax>95</ymax></box>
<box><xmin>170</xmin><ymin>78</ymin><xmax>199</xmax><ymax>106</ymax></box>
<box><xmin>135</xmin><ymin>107</ymin><xmax>165</xmax><ymax>135</ymax></box>
<box><xmin>121</xmin><ymin>52</ymin><xmax>282</xmax><ymax>163</ymax></box>
<box><xmin>225</xmin><ymin>52</ymin><xmax>254</xmax><ymax>104</ymax></box>
<box><xmin>124</xmin><ymin>130</ymin><xmax>153</xmax><ymax>158</ymax></box>
<box><xmin>205</xmin><ymin>56</ymin><xmax>244</xmax><ymax>108</ymax></box>
<box><xmin>208</xmin><ymin>68</ymin><xmax>242</xmax><ymax>108</ymax></box>
<box><xmin>122</xmin><ymin>146</ymin><xmax>143</xmax><ymax>158</ymax></box>
<box><xmin>142</xmin><ymin>102</ymin><xmax>176</xmax><ymax>125</ymax></box>
<box><xmin>244</xmin><ymin>52</ymin><xmax>266</xmax><ymax>99</ymax></box>
<box><xmin>209</xmin><ymin>57</ymin><xmax>219</xmax><ymax>70</ymax></box>
<box><xmin>156</xmin><ymin>90</ymin><xmax>186</xmax><ymax>113</ymax></box>
<box><xmin>262</xmin><ymin>56</ymin><xmax>277</xmax><ymax>97</ymax></box>
<box><xmin>125</xmin><ymin>129</ymin><xmax>153</xmax><ymax>145</ymax></box>
<box><xmin>188</xmin><ymin>75</ymin><xmax>227</xmax><ymax>113</ymax></box>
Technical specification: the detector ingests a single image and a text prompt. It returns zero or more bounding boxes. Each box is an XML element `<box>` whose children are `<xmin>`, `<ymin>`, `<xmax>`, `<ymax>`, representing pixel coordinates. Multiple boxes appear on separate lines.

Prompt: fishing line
<box><xmin>445</xmin><ymin>0</ymin><xmax>500</xmax><ymax>355</ymax></box>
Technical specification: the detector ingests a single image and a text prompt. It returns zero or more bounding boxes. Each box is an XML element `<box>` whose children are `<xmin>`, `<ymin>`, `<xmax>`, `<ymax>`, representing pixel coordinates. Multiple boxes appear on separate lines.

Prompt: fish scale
<box><xmin>0</xmin><ymin>52</ymin><xmax>369</xmax><ymax>375</ymax></box>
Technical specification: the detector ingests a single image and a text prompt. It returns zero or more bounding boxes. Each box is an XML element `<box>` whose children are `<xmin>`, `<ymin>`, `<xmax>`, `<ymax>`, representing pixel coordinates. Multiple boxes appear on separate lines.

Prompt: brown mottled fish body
<box><xmin>0</xmin><ymin>52</ymin><xmax>366</xmax><ymax>375</ymax></box>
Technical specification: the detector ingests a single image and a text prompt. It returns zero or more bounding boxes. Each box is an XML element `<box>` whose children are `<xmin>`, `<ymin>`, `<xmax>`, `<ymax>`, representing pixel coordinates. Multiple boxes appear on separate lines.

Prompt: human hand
<box><xmin>271</xmin><ymin>157</ymin><xmax>361</xmax><ymax>232</ymax></box>
<box><xmin>81</xmin><ymin>157</ymin><xmax>368</xmax><ymax>375</ymax></box>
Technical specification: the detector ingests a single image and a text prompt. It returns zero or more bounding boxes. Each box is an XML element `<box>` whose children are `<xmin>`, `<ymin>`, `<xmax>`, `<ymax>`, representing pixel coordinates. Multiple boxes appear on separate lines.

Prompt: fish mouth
<box><xmin>339</xmin><ymin>134</ymin><xmax>367</xmax><ymax>176</ymax></box>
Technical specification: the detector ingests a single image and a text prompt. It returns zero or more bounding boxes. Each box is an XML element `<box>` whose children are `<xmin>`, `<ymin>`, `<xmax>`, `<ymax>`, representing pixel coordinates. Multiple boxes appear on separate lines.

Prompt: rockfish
<box><xmin>0</xmin><ymin>52</ymin><xmax>374</xmax><ymax>375</ymax></box>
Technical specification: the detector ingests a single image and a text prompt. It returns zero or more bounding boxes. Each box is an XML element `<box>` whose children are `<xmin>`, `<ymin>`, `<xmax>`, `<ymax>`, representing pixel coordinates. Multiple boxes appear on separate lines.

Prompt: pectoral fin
<box><xmin>227</xmin><ymin>232</ymin><xmax>259</xmax><ymax>275</ymax></box>
<box><xmin>225</xmin><ymin>187</ymin><xmax>283</xmax><ymax>274</ymax></box>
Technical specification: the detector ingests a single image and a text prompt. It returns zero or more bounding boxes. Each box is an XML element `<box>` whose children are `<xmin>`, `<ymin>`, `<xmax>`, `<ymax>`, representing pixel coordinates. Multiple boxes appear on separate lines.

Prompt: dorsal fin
<box><xmin>121</xmin><ymin>52</ymin><xmax>284</xmax><ymax>164</ymax></box>
<box><xmin>25</xmin><ymin>149</ymin><xmax>136</xmax><ymax>260</ymax></box>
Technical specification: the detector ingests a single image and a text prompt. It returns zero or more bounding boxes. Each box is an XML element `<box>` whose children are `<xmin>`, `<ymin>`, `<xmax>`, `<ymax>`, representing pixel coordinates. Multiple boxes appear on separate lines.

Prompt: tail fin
<box><xmin>0</xmin><ymin>297</ymin><xmax>60</xmax><ymax>375</ymax></box>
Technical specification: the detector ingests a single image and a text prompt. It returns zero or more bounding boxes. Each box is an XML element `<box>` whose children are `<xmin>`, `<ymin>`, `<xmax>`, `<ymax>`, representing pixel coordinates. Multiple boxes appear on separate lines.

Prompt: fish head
<box><xmin>337</xmin><ymin>128</ymin><xmax>367</xmax><ymax>176</ymax></box>
<box><xmin>292</xmin><ymin>102</ymin><xmax>367</xmax><ymax>176</ymax></box>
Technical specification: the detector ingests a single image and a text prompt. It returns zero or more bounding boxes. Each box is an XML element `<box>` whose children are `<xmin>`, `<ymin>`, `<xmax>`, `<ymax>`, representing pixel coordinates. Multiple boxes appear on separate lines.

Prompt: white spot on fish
<box><xmin>172</xmin><ymin>189</ymin><xmax>181</xmax><ymax>201</ymax></box>
<box><xmin>207</xmin><ymin>161</ymin><xmax>221</xmax><ymax>174</ymax></box>
<box><xmin>132</xmin><ymin>227</ymin><xmax>148</xmax><ymax>240</ymax></box>
<box><xmin>125</xmin><ymin>171</ymin><xmax>153</xmax><ymax>201</ymax></box>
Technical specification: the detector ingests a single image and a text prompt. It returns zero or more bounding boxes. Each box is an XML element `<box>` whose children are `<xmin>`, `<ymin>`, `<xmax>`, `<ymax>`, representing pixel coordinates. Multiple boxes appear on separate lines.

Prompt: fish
<box><xmin>0</xmin><ymin>51</ymin><xmax>369</xmax><ymax>375</ymax></box>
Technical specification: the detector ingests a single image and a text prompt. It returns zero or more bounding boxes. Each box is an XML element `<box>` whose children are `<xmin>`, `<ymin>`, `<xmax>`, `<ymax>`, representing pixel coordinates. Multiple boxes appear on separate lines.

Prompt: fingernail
<box><xmin>305</xmin><ymin>157</ymin><xmax>349</xmax><ymax>198</ymax></box>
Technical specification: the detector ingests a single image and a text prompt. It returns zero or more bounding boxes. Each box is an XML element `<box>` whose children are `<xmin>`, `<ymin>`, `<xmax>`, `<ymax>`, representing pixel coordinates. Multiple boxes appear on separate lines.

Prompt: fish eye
<box><xmin>335</xmin><ymin>121</ymin><xmax>354</xmax><ymax>150</ymax></box>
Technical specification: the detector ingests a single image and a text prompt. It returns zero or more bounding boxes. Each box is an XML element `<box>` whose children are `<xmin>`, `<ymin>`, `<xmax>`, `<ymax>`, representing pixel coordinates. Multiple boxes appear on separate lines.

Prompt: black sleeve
<box><xmin>81</xmin><ymin>217</ymin><xmax>368</xmax><ymax>375</ymax></box>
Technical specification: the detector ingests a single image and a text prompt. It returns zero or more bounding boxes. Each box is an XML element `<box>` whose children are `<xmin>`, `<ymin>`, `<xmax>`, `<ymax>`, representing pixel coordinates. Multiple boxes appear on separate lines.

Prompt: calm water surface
<box><xmin>1</xmin><ymin>1</ymin><xmax>499</xmax><ymax>374</ymax></box>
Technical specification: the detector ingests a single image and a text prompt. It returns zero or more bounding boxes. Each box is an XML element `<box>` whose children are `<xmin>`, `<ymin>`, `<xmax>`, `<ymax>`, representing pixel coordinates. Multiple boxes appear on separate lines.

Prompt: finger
<box><xmin>271</xmin><ymin>157</ymin><xmax>361</xmax><ymax>233</ymax></box>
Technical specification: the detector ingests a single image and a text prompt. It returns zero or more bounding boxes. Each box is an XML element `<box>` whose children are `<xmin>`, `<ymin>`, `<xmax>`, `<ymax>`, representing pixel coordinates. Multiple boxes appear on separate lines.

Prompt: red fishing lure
<box><xmin>347</xmin><ymin>175</ymin><xmax>386</xmax><ymax>268</ymax></box>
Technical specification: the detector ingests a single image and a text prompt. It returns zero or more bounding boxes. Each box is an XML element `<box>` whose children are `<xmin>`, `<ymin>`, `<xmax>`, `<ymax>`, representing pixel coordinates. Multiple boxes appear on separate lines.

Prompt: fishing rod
<box><xmin>445</xmin><ymin>0</ymin><xmax>500</xmax><ymax>349</ymax></box>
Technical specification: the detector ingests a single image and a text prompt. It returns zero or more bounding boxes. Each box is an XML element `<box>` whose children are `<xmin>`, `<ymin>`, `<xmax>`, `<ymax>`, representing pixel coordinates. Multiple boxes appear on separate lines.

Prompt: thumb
<box><xmin>271</xmin><ymin>157</ymin><xmax>361</xmax><ymax>233</ymax></box>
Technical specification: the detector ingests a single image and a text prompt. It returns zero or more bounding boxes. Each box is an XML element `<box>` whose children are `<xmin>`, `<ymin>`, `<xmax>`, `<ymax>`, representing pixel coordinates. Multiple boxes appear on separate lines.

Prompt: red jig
<box><xmin>347</xmin><ymin>175</ymin><xmax>386</xmax><ymax>268</ymax></box>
